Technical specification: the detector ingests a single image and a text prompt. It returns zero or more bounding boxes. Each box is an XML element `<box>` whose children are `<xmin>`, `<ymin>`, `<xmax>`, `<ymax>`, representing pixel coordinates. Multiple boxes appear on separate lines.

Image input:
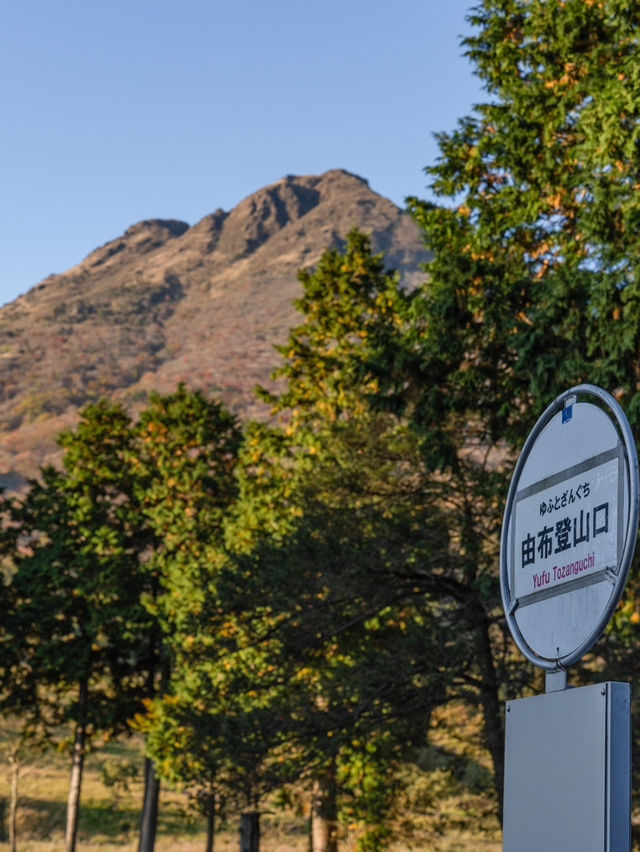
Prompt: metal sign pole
<box><xmin>544</xmin><ymin>669</ymin><xmax>567</xmax><ymax>693</ymax></box>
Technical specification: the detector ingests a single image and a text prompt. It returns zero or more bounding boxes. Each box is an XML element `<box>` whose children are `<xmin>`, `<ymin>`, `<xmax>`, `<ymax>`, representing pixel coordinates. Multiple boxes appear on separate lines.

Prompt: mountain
<box><xmin>0</xmin><ymin>169</ymin><xmax>428</xmax><ymax>490</ymax></box>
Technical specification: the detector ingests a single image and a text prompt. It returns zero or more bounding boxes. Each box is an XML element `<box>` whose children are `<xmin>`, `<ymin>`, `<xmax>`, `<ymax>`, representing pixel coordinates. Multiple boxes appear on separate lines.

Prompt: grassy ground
<box><xmin>5</xmin><ymin>700</ymin><xmax>640</xmax><ymax>852</ymax></box>
<box><xmin>0</xmin><ymin>710</ymin><xmax>503</xmax><ymax>852</ymax></box>
<box><xmin>0</xmin><ymin>742</ymin><xmax>502</xmax><ymax>852</ymax></box>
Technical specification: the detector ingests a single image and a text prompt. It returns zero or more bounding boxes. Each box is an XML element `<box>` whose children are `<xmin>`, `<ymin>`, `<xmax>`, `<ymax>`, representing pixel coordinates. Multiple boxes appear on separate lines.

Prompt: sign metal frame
<box><xmin>500</xmin><ymin>384</ymin><xmax>639</xmax><ymax>671</ymax></box>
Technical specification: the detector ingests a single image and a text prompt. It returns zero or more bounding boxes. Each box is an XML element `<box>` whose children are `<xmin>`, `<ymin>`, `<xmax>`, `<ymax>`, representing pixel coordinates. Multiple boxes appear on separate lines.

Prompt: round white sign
<box><xmin>500</xmin><ymin>385</ymin><xmax>639</xmax><ymax>670</ymax></box>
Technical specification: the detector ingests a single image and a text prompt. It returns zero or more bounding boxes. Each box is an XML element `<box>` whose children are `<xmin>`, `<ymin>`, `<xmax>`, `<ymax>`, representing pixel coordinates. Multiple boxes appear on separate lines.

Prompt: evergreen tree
<box><xmin>0</xmin><ymin>387</ymin><xmax>242</xmax><ymax>852</ymax></box>
<box><xmin>406</xmin><ymin>0</ymin><xmax>640</xmax><ymax>438</ymax></box>
<box><xmin>0</xmin><ymin>401</ymin><xmax>148</xmax><ymax>852</ymax></box>
<box><xmin>222</xmin><ymin>231</ymin><xmax>491</xmax><ymax>849</ymax></box>
<box><xmin>139</xmin><ymin>644</ymin><xmax>288</xmax><ymax>852</ymax></box>
<box><xmin>364</xmin><ymin>0</ymin><xmax>640</xmax><ymax>819</ymax></box>
<box><xmin>130</xmin><ymin>385</ymin><xmax>242</xmax><ymax>852</ymax></box>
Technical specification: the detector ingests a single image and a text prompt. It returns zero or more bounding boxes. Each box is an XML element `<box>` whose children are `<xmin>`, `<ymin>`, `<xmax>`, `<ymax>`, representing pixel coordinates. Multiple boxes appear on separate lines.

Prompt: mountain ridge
<box><xmin>0</xmin><ymin>169</ymin><xmax>428</xmax><ymax>489</ymax></box>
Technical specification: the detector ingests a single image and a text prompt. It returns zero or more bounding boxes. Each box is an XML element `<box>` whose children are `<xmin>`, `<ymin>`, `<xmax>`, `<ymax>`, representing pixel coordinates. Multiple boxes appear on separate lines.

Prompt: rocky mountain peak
<box><xmin>0</xmin><ymin>170</ymin><xmax>427</xmax><ymax>490</ymax></box>
<box><xmin>78</xmin><ymin>219</ymin><xmax>190</xmax><ymax>273</ymax></box>
<box><xmin>215</xmin><ymin>177</ymin><xmax>321</xmax><ymax>261</ymax></box>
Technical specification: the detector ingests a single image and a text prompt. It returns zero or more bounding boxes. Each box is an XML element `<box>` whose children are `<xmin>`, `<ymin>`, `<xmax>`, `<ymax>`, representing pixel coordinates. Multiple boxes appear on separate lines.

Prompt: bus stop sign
<box><xmin>500</xmin><ymin>385</ymin><xmax>639</xmax><ymax>670</ymax></box>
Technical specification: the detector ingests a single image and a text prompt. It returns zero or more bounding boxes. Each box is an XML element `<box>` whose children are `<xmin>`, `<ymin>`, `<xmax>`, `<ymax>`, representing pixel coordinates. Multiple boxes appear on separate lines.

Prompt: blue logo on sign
<box><xmin>562</xmin><ymin>405</ymin><xmax>573</xmax><ymax>424</ymax></box>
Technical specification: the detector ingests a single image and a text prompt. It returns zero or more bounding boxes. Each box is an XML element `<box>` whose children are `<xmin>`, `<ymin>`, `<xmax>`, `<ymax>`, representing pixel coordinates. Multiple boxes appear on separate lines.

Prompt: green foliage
<box><xmin>0</xmin><ymin>386</ymin><xmax>243</xmax><ymax>847</ymax></box>
<box><xmin>398</xmin><ymin>0</ymin><xmax>640</xmax><ymax>685</ymax></box>
<box><xmin>218</xmin><ymin>229</ymin><xmax>503</xmax><ymax>844</ymax></box>
<box><xmin>261</xmin><ymin>229</ymin><xmax>405</xmax><ymax>423</ymax></box>
<box><xmin>337</xmin><ymin>735</ymin><xmax>399</xmax><ymax>852</ymax></box>
<box><xmin>0</xmin><ymin>400</ymin><xmax>147</xmax><ymax>741</ymax></box>
<box><xmin>406</xmin><ymin>0</ymin><xmax>640</xmax><ymax>439</ymax></box>
<box><xmin>373</xmin><ymin>0</ymin><xmax>640</xmax><ymax>828</ymax></box>
<box><xmin>131</xmin><ymin>384</ymin><xmax>241</xmax><ymax>639</ymax></box>
<box><xmin>139</xmin><ymin>660</ymin><xmax>285</xmax><ymax>813</ymax></box>
<box><xmin>100</xmin><ymin>757</ymin><xmax>139</xmax><ymax>810</ymax></box>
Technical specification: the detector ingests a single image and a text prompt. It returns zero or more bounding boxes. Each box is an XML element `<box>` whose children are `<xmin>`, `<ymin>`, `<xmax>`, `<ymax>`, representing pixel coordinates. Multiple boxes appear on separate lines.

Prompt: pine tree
<box><xmin>407</xmin><ymin>0</ymin><xmax>640</xmax><ymax>434</ymax></box>
<box><xmin>368</xmin><ymin>0</ymin><xmax>640</xmax><ymax>819</ymax></box>
<box><xmin>130</xmin><ymin>385</ymin><xmax>242</xmax><ymax>852</ymax></box>
<box><xmin>221</xmin><ymin>231</ymin><xmax>489</xmax><ymax>849</ymax></box>
<box><xmin>0</xmin><ymin>401</ymin><xmax>148</xmax><ymax>852</ymax></box>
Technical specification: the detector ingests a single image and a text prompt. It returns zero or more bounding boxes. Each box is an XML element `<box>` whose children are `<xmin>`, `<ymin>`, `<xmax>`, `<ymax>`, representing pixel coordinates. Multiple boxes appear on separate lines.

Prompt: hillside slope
<box><xmin>0</xmin><ymin>169</ymin><xmax>427</xmax><ymax>488</ymax></box>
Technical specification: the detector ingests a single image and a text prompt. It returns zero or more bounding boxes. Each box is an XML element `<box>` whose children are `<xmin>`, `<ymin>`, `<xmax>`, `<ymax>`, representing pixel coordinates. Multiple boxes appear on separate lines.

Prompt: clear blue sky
<box><xmin>0</xmin><ymin>1</ymin><xmax>483</xmax><ymax>307</ymax></box>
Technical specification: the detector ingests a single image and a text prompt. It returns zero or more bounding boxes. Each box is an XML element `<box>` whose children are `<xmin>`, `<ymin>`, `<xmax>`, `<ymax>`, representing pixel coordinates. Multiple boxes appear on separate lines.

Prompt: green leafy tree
<box><xmin>0</xmin><ymin>388</ymin><xmax>242</xmax><ymax>852</ymax></box>
<box><xmin>0</xmin><ymin>401</ymin><xmax>149</xmax><ymax>852</ymax></box>
<box><xmin>221</xmin><ymin>230</ymin><xmax>493</xmax><ymax>850</ymax></box>
<box><xmin>358</xmin><ymin>0</ymin><xmax>640</xmax><ymax>820</ymax></box>
<box><xmin>406</xmin><ymin>0</ymin><xmax>640</xmax><ymax>437</ymax></box>
<box><xmin>130</xmin><ymin>385</ymin><xmax>242</xmax><ymax>852</ymax></box>
<box><xmin>224</xmin><ymin>507</ymin><xmax>461</xmax><ymax>852</ymax></box>
<box><xmin>139</xmin><ymin>648</ymin><xmax>289</xmax><ymax>852</ymax></box>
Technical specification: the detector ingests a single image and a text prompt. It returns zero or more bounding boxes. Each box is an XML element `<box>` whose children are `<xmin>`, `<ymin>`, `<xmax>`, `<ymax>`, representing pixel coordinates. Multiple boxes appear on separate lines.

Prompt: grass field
<box><xmin>5</xmin><ymin>702</ymin><xmax>640</xmax><ymax>851</ymax></box>
<box><xmin>0</xmin><ymin>735</ymin><xmax>503</xmax><ymax>852</ymax></box>
<box><xmin>0</xmin><ymin>705</ymin><xmax>505</xmax><ymax>852</ymax></box>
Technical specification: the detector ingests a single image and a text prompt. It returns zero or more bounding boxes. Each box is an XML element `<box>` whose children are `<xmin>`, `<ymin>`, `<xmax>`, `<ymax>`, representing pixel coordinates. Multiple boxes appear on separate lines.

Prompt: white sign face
<box><xmin>501</xmin><ymin>387</ymin><xmax>638</xmax><ymax>669</ymax></box>
<box><xmin>512</xmin><ymin>452</ymin><xmax>620</xmax><ymax>602</ymax></box>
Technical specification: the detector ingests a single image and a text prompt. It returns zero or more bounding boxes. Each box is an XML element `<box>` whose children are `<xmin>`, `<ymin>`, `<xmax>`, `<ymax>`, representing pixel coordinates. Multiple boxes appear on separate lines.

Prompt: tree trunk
<box><xmin>65</xmin><ymin>679</ymin><xmax>89</xmax><ymax>852</ymax></box>
<box><xmin>138</xmin><ymin>757</ymin><xmax>160</xmax><ymax>852</ymax></box>
<box><xmin>8</xmin><ymin>751</ymin><xmax>19</xmax><ymax>852</ymax></box>
<box><xmin>204</xmin><ymin>788</ymin><xmax>215</xmax><ymax>852</ymax></box>
<box><xmin>311</xmin><ymin>762</ymin><xmax>338</xmax><ymax>852</ymax></box>
<box><xmin>138</xmin><ymin>627</ymin><xmax>167</xmax><ymax>852</ymax></box>
<box><xmin>476</xmin><ymin>613</ymin><xmax>505</xmax><ymax>826</ymax></box>
<box><xmin>240</xmin><ymin>811</ymin><xmax>260</xmax><ymax>852</ymax></box>
<box><xmin>0</xmin><ymin>797</ymin><xmax>6</xmax><ymax>846</ymax></box>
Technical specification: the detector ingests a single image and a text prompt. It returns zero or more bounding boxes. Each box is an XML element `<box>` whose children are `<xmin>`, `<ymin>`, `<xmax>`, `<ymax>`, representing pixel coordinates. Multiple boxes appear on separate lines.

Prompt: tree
<box><xmin>361</xmin><ymin>0</ymin><xmax>640</xmax><ymax>816</ymax></box>
<box><xmin>224</xmin><ymin>505</ymin><xmax>461</xmax><ymax>852</ymax></box>
<box><xmin>130</xmin><ymin>385</ymin><xmax>242</xmax><ymax>852</ymax></box>
<box><xmin>139</xmin><ymin>646</ymin><xmax>289</xmax><ymax>852</ymax></box>
<box><xmin>406</xmin><ymin>0</ymin><xmax>640</xmax><ymax>437</ymax></box>
<box><xmin>220</xmin><ymin>230</ymin><xmax>493</xmax><ymax>849</ymax></box>
<box><xmin>0</xmin><ymin>401</ymin><xmax>149</xmax><ymax>852</ymax></box>
<box><xmin>0</xmin><ymin>387</ymin><xmax>242</xmax><ymax>852</ymax></box>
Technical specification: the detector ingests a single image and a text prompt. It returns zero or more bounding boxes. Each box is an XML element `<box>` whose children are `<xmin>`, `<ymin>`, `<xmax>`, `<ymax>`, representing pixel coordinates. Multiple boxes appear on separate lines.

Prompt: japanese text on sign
<box><xmin>539</xmin><ymin>481</ymin><xmax>590</xmax><ymax>517</ymax></box>
<box><xmin>513</xmin><ymin>458</ymin><xmax>619</xmax><ymax>599</ymax></box>
<box><xmin>522</xmin><ymin>502</ymin><xmax>609</xmax><ymax>567</ymax></box>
